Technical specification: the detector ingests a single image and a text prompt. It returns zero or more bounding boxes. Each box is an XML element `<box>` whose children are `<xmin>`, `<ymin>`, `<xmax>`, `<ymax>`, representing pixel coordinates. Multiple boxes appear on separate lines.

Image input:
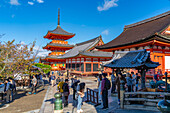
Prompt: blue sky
<box><xmin>0</xmin><ymin>0</ymin><xmax>169</xmax><ymax>57</ymax></box>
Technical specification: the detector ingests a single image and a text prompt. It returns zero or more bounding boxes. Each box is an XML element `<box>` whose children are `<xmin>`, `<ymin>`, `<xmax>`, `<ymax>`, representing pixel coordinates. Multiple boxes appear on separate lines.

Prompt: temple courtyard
<box><xmin>0</xmin><ymin>76</ymin><xmax>162</xmax><ymax>113</ymax></box>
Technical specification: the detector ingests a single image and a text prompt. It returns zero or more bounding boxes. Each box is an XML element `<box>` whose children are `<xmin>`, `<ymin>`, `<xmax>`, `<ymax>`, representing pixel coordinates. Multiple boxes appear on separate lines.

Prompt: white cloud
<box><xmin>102</xmin><ymin>30</ymin><xmax>109</xmax><ymax>35</ymax></box>
<box><xmin>20</xmin><ymin>41</ymin><xmax>25</xmax><ymax>45</ymax></box>
<box><xmin>97</xmin><ymin>0</ymin><xmax>118</xmax><ymax>11</ymax></box>
<box><xmin>28</xmin><ymin>1</ymin><xmax>34</xmax><ymax>5</ymax></box>
<box><xmin>37</xmin><ymin>0</ymin><xmax>44</xmax><ymax>3</ymax></box>
<box><xmin>34</xmin><ymin>46</ymin><xmax>50</xmax><ymax>57</ymax></box>
<box><xmin>10</xmin><ymin>0</ymin><xmax>20</xmax><ymax>5</ymax></box>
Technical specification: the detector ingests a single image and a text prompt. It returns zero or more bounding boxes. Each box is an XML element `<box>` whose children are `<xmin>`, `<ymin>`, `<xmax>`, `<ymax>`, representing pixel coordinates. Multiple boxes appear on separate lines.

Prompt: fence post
<box><xmin>96</xmin><ymin>91</ymin><xmax>98</xmax><ymax>104</ymax></box>
<box><xmin>87</xmin><ymin>88</ymin><xmax>89</xmax><ymax>102</ymax></box>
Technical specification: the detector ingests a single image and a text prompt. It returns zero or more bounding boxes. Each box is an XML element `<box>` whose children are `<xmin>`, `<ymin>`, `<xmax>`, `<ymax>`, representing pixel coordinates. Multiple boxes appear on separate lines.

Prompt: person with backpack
<box><xmin>62</xmin><ymin>79</ymin><xmax>70</xmax><ymax>107</ymax></box>
<box><xmin>101</xmin><ymin>73</ymin><xmax>110</xmax><ymax>109</ymax></box>
<box><xmin>116</xmin><ymin>72</ymin><xmax>127</xmax><ymax>105</ymax></box>
<box><xmin>9</xmin><ymin>77</ymin><xmax>16</xmax><ymax>101</ymax></box>
<box><xmin>71</xmin><ymin>80</ymin><xmax>80</xmax><ymax>100</ymax></box>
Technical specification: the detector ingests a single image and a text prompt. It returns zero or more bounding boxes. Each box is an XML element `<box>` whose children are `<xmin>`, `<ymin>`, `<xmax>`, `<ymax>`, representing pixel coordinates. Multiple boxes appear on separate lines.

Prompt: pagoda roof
<box><xmin>96</xmin><ymin>11</ymin><xmax>170</xmax><ymax>50</ymax></box>
<box><xmin>103</xmin><ymin>49</ymin><xmax>159</xmax><ymax>69</ymax></box>
<box><xmin>43</xmin><ymin>43</ymin><xmax>74</xmax><ymax>49</ymax></box>
<box><xmin>49</xmin><ymin>25</ymin><xmax>75</xmax><ymax>36</ymax></box>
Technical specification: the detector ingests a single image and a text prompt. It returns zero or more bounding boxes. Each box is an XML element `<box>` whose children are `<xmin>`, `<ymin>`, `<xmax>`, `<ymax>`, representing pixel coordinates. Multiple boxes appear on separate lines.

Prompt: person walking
<box><xmin>98</xmin><ymin>74</ymin><xmax>102</xmax><ymax>102</ymax></box>
<box><xmin>8</xmin><ymin>77</ymin><xmax>15</xmax><ymax>101</ymax></box>
<box><xmin>4</xmin><ymin>79</ymin><xmax>11</xmax><ymax>103</ymax></box>
<box><xmin>126</xmin><ymin>73</ymin><xmax>132</xmax><ymax>92</ymax></box>
<box><xmin>57</xmin><ymin>78</ymin><xmax>64</xmax><ymax>93</ymax></box>
<box><xmin>71</xmin><ymin>80</ymin><xmax>80</xmax><ymax>100</ymax></box>
<box><xmin>101</xmin><ymin>73</ymin><xmax>110</xmax><ymax>109</ymax></box>
<box><xmin>111</xmin><ymin>73</ymin><xmax>116</xmax><ymax>94</ymax></box>
<box><xmin>62</xmin><ymin>79</ymin><xmax>69</xmax><ymax>107</ymax></box>
<box><xmin>77</xmin><ymin>82</ymin><xmax>85</xmax><ymax>113</ymax></box>
<box><xmin>29</xmin><ymin>75</ymin><xmax>37</xmax><ymax>94</ymax></box>
<box><xmin>116</xmin><ymin>72</ymin><xmax>127</xmax><ymax>105</ymax></box>
<box><xmin>51</xmin><ymin>72</ymin><xmax>56</xmax><ymax>87</ymax></box>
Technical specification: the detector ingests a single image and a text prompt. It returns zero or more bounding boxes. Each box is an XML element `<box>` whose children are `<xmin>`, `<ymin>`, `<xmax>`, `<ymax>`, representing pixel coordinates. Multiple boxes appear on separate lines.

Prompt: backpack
<box><xmin>105</xmin><ymin>78</ymin><xmax>111</xmax><ymax>90</ymax></box>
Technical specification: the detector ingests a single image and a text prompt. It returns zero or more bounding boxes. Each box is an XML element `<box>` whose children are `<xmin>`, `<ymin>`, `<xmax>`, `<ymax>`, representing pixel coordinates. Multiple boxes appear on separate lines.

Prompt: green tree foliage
<box><xmin>34</xmin><ymin>63</ymin><xmax>51</xmax><ymax>74</ymax></box>
<box><xmin>0</xmin><ymin>40</ymin><xmax>37</xmax><ymax>78</ymax></box>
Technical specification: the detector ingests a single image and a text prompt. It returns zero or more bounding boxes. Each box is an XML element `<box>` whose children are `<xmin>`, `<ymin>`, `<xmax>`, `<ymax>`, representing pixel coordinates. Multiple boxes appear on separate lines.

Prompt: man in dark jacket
<box><xmin>62</xmin><ymin>79</ymin><xmax>69</xmax><ymax>107</ymax></box>
<box><xmin>101</xmin><ymin>73</ymin><xmax>109</xmax><ymax>109</ymax></box>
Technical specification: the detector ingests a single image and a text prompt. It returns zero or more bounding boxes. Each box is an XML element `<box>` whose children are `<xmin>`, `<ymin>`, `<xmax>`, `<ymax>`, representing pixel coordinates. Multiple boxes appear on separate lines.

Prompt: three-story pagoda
<box><xmin>43</xmin><ymin>9</ymin><xmax>75</xmax><ymax>71</ymax></box>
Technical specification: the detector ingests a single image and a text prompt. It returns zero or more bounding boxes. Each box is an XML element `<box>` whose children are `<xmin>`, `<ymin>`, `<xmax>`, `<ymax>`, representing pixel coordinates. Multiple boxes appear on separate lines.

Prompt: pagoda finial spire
<box><xmin>58</xmin><ymin>8</ymin><xmax>60</xmax><ymax>26</ymax></box>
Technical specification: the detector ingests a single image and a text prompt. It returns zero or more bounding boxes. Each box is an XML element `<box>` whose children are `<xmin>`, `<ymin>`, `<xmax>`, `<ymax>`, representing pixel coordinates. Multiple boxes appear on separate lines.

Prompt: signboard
<box><xmin>165</xmin><ymin>56</ymin><xmax>170</xmax><ymax>69</ymax></box>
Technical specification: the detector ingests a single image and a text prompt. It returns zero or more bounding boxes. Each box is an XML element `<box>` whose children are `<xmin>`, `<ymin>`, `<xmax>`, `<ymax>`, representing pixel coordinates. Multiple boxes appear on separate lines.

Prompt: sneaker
<box><xmin>77</xmin><ymin>110</ymin><xmax>81</xmax><ymax>113</ymax></box>
<box><xmin>80</xmin><ymin>109</ymin><xmax>83</xmax><ymax>112</ymax></box>
<box><xmin>102</xmin><ymin>107</ymin><xmax>107</xmax><ymax>109</ymax></box>
<box><xmin>34</xmin><ymin>93</ymin><xmax>36</xmax><ymax>94</ymax></box>
<box><xmin>28</xmin><ymin>92</ymin><xmax>32</xmax><ymax>94</ymax></box>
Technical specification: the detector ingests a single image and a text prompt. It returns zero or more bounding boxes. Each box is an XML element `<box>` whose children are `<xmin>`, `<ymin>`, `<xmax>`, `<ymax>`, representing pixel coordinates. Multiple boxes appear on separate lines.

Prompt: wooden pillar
<box><xmin>140</xmin><ymin>69</ymin><xmax>146</xmax><ymax>89</ymax></box>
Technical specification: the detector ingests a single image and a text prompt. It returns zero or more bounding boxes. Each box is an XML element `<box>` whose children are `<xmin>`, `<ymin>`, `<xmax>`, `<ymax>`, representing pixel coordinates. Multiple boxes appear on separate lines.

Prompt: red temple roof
<box><xmin>96</xmin><ymin>11</ymin><xmax>170</xmax><ymax>50</ymax></box>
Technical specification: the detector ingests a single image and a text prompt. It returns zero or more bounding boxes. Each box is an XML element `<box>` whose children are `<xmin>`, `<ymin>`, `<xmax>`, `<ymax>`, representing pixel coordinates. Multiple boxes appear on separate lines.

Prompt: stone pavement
<box><xmin>42</xmin><ymin>77</ymin><xmax>161</xmax><ymax>113</ymax></box>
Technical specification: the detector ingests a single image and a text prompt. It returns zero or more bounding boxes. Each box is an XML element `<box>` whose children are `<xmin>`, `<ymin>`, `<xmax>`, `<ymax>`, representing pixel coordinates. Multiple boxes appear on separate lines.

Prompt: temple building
<box><xmin>52</xmin><ymin>36</ymin><xmax>113</xmax><ymax>75</ymax></box>
<box><xmin>96</xmin><ymin>11</ymin><xmax>170</xmax><ymax>75</ymax></box>
<box><xmin>42</xmin><ymin>9</ymin><xmax>75</xmax><ymax>71</ymax></box>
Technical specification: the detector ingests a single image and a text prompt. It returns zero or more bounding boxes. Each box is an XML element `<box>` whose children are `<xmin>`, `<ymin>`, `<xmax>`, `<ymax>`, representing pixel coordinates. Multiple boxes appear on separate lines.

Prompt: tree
<box><xmin>34</xmin><ymin>63</ymin><xmax>51</xmax><ymax>74</ymax></box>
<box><xmin>0</xmin><ymin>40</ymin><xmax>37</xmax><ymax>78</ymax></box>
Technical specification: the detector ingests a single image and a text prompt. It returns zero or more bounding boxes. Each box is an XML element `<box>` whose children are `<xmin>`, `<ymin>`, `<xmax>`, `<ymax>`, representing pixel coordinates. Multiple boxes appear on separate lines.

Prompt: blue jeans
<box><xmin>77</xmin><ymin>95</ymin><xmax>82</xmax><ymax>110</ymax></box>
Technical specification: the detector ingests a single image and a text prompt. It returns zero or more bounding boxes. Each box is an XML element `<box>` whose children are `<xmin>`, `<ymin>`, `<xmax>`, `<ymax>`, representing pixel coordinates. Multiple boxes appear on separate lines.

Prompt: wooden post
<box><xmin>87</xmin><ymin>88</ymin><xmax>89</xmax><ymax>102</ymax></box>
<box><xmin>141</xmin><ymin>69</ymin><xmax>146</xmax><ymax>89</ymax></box>
<box><xmin>90</xmin><ymin>89</ymin><xmax>92</xmax><ymax>102</ymax></box>
<box><xmin>93</xmin><ymin>91</ymin><xmax>95</xmax><ymax>103</ymax></box>
<box><xmin>96</xmin><ymin>91</ymin><xmax>99</xmax><ymax>104</ymax></box>
<box><xmin>165</xmin><ymin>72</ymin><xmax>168</xmax><ymax>92</ymax></box>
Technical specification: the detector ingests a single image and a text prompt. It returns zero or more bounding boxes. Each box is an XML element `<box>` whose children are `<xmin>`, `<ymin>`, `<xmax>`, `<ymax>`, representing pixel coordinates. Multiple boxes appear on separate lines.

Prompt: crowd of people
<box><xmin>47</xmin><ymin>70</ymin><xmax>165</xmax><ymax>112</ymax></box>
<box><xmin>97</xmin><ymin>71</ymin><xmax>141</xmax><ymax>109</ymax></box>
<box><xmin>48</xmin><ymin>72</ymin><xmax>86</xmax><ymax>113</ymax></box>
<box><xmin>0</xmin><ymin>77</ymin><xmax>16</xmax><ymax>103</ymax></box>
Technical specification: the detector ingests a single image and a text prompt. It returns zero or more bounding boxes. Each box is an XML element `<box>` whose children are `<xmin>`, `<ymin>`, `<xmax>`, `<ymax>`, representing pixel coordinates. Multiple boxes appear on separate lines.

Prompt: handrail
<box><xmin>86</xmin><ymin>88</ymin><xmax>100</xmax><ymax>106</ymax></box>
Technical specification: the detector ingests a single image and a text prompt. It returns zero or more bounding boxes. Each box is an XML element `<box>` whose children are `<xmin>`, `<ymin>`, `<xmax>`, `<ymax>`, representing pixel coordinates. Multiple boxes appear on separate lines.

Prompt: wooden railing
<box><xmin>86</xmin><ymin>88</ymin><xmax>101</xmax><ymax>106</ymax></box>
<box><xmin>122</xmin><ymin>91</ymin><xmax>170</xmax><ymax>111</ymax></box>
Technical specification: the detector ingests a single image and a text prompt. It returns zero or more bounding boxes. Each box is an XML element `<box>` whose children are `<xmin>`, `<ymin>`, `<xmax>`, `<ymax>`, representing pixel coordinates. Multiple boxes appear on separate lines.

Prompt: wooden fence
<box><xmin>86</xmin><ymin>88</ymin><xmax>101</xmax><ymax>106</ymax></box>
<box><xmin>122</xmin><ymin>91</ymin><xmax>170</xmax><ymax>111</ymax></box>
